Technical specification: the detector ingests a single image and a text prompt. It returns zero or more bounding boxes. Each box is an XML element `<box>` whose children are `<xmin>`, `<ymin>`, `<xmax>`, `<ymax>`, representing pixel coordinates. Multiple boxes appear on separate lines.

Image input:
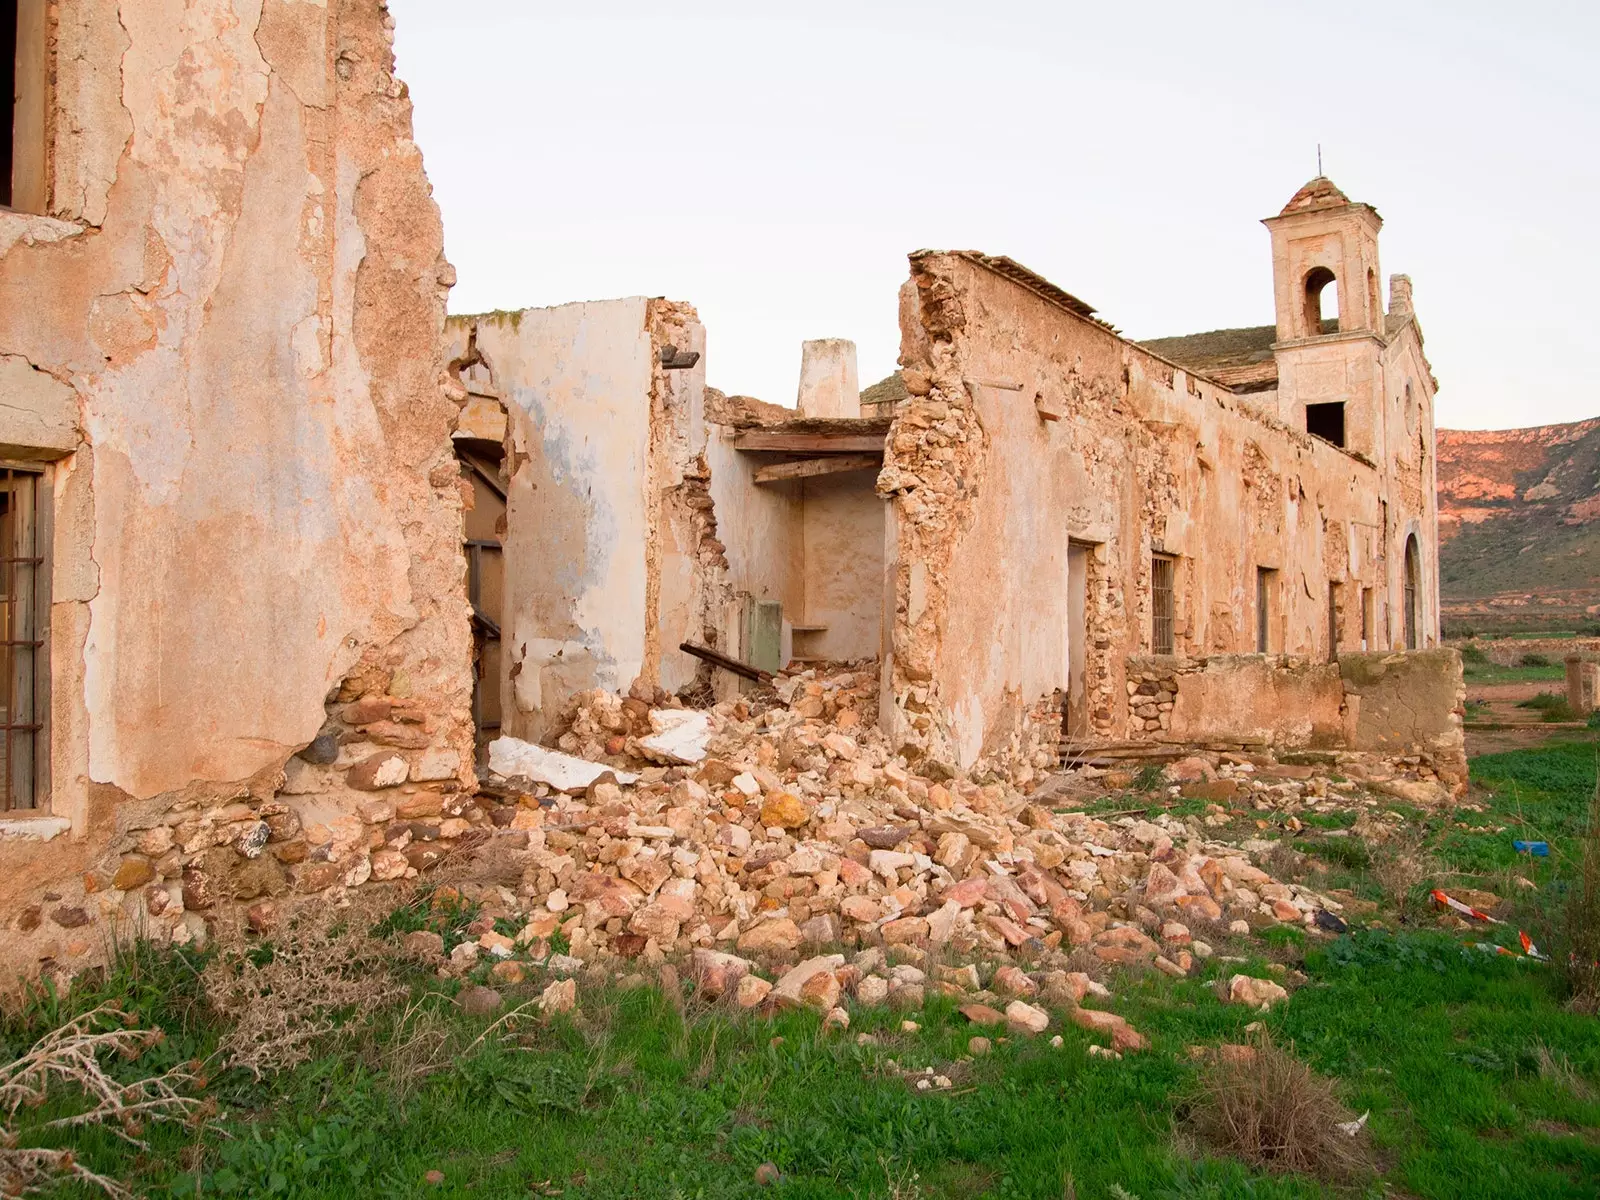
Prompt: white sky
<box><xmin>391</xmin><ymin>0</ymin><xmax>1599</xmax><ymax>432</ymax></box>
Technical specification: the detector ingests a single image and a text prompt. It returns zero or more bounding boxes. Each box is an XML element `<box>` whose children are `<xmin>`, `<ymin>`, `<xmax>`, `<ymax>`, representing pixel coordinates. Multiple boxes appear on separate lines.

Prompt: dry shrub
<box><xmin>1186</xmin><ymin>1033</ymin><xmax>1374</xmax><ymax>1183</ymax></box>
<box><xmin>1561</xmin><ymin>776</ymin><xmax>1600</xmax><ymax>1011</ymax></box>
<box><xmin>203</xmin><ymin>899</ymin><xmax>403</xmax><ymax>1078</ymax></box>
<box><xmin>1371</xmin><ymin>838</ymin><xmax>1435</xmax><ymax>917</ymax></box>
<box><xmin>1533</xmin><ymin>1041</ymin><xmax>1595</xmax><ymax>1101</ymax></box>
<box><xmin>0</xmin><ymin>1005</ymin><xmax>203</xmax><ymax>1199</ymax></box>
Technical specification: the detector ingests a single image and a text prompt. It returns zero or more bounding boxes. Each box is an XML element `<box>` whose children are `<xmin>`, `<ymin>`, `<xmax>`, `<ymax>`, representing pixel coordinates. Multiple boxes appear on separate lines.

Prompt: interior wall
<box><xmin>704</xmin><ymin>434</ymin><xmax>803</xmax><ymax>651</ymax></box>
<box><xmin>799</xmin><ymin>470</ymin><xmax>884</xmax><ymax>661</ymax></box>
<box><xmin>465</xmin><ymin>301</ymin><xmax>655</xmax><ymax>742</ymax></box>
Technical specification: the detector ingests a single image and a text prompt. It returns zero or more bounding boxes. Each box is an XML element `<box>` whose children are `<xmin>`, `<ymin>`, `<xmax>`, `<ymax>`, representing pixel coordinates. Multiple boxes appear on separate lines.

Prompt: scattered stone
<box><xmin>736</xmin><ymin>974</ymin><xmax>773</xmax><ymax>1008</ymax></box>
<box><xmin>1004</xmin><ymin>1000</ymin><xmax>1050</xmax><ymax>1035</ymax></box>
<box><xmin>539</xmin><ymin>978</ymin><xmax>578</xmax><ymax>1014</ymax></box>
<box><xmin>1225</xmin><ymin>974</ymin><xmax>1289</xmax><ymax>1011</ymax></box>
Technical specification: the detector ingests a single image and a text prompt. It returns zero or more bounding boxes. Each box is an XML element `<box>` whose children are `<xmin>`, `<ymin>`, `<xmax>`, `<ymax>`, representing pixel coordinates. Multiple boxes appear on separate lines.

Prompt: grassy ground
<box><xmin>7</xmin><ymin>741</ymin><xmax>1600</xmax><ymax>1199</ymax></box>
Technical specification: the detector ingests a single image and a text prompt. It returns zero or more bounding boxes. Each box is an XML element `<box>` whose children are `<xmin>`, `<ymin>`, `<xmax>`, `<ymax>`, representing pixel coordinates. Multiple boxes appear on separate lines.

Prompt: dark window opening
<box><xmin>1256</xmin><ymin>567</ymin><xmax>1276</xmax><ymax>653</ymax></box>
<box><xmin>1151</xmin><ymin>554</ymin><xmax>1176</xmax><ymax>656</ymax></box>
<box><xmin>1403</xmin><ymin>534</ymin><xmax>1420</xmax><ymax>650</ymax></box>
<box><xmin>2</xmin><ymin>0</ymin><xmax>45</xmax><ymax>214</ymax></box>
<box><xmin>1302</xmin><ymin>266</ymin><xmax>1338</xmax><ymax>335</ymax></box>
<box><xmin>1</xmin><ymin>0</ymin><xmax>16</xmax><ymax>209</ymax></box>
<box><xmin>1306</xmin><ymin>401</ymin><xmax>1346</xmax><ymax>448</ymax></box>
<box><xmin>1327</xmin><ymin>581</ymin><xmax>1343</xmax><ymax>662</ymax></box>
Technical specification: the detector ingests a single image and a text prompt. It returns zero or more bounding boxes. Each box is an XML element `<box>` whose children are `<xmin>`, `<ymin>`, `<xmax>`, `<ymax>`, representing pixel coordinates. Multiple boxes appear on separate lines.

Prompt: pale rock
<box><xmin>1004</xmin><ymin>1000</ymin><xmax>1050</xmax><ymax>1034</ymax></box>
<box><xmin>736</xmin><ymin>974</ymin><xmax>773</xmax><ymax>1008</ymax></box>
<box><xmin>539</xmin><ymin>978</ymin><xmax>578</xmax><ymax>1014</ymax></box>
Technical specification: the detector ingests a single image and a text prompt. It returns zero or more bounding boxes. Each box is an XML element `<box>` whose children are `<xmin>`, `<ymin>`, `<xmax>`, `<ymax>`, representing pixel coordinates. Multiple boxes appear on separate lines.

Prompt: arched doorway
<box><xmin>1403</xmin><ymin>534</ymin><xmax>1420</xmax><ymax>650</ymax></box>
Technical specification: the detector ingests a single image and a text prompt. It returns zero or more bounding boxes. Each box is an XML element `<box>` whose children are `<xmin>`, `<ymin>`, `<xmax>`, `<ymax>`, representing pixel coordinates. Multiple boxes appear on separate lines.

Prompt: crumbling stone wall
<box><xmin>884</xmin><ymin>252</ymin><xmax>1440</xmax><ymax>776</ymax></box>
<box><xmin>1127</xmin><ymin>649</ymin><xmax>1466</xmax><ymax>791</ymax></box>
<box><xmin>0</xmin><ymin>0</ymin><xmax>473</xmax><ymax>973</ymax></box>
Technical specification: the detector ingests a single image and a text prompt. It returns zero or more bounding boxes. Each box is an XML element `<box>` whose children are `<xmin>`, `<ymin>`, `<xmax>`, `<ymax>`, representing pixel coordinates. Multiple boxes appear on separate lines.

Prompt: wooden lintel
<box><xmin>733</xmin><ymin>431</ymin><xmax>886</xmax><ymax>454</ymax></box>
<box><xmin>753</xmin><ymin>454</ymin><xmax>881</xmax><ymax>485</ymax></box>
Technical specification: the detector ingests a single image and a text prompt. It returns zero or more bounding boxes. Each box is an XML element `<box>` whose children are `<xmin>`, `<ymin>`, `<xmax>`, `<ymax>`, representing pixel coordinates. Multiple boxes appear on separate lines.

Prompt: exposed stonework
<box><xmin>0</xmin><ymin>0</ymin><xmax>473</xmax><ymax>973</ymax></box>
<box><xmin>881</xmin><ymin>181</ymin><xmax>1445</xmax><ymax>779</ymax></box>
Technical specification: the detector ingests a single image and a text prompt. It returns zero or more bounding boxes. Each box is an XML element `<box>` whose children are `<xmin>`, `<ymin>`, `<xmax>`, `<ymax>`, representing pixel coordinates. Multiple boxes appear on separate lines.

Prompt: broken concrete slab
<box><xmin>486</xmin><ymin>736</ymin><xmax>639</xmax><ymax>793</ymax></box>
<box><xmin>638</xmin><ymin>709</ymin><xmax>711</xmax><ymax>765</ymax></box>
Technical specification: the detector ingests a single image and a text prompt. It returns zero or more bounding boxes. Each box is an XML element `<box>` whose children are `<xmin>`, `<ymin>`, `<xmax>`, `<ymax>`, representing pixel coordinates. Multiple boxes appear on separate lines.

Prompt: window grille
<box><xmin>1151</xmin><ymin>555</ymin><xmax>1176</xmax><ymax>656</ymax></box>
<box><xmin>0</xmin><ymin>468</ymin><xmax>45</xmax><ymax>810</ymax></box>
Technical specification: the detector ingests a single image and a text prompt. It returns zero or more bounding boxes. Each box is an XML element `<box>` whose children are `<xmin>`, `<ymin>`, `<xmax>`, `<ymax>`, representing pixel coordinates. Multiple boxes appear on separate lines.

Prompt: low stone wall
<box><xmin>1125</xmin><ymin>648</ymin><xmax>1466</xmax><ymax>791</ymax></box>
<box><xmin>1128</xmin><ymin>656</ymin><xmax>1344</xmax><ymax>747</ymax></box>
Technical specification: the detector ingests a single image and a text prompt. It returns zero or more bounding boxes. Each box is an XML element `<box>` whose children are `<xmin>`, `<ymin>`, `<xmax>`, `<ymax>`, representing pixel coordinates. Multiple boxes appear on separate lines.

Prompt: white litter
<box><xmin>1335</xmin><ymin>1110</ymin><xmax>1370</xmax><ymax>1138</ymax></box>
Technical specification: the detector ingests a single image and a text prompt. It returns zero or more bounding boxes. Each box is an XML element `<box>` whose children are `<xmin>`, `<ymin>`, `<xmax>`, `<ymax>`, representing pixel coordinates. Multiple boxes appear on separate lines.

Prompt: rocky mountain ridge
<box><xmin>1437</xmin><ymin>415</ymin><xmax>1600</xmax><ymax>632</ymax></box>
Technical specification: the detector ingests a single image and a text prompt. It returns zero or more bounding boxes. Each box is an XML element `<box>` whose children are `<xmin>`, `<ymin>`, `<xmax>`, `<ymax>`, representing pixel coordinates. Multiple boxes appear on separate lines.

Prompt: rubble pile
<box><xmin>424</xmin><ymin>663</ymin><xmax>1383</xmax><ymax>1041</ymax></box>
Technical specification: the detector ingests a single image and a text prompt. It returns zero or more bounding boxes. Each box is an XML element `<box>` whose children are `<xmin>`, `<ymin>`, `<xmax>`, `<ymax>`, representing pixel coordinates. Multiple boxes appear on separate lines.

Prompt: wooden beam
<box><xmin>679</xmin><ymin>641</ymin><xmax>771</xmax><ymax>683</ymax></box>
<box><xmin>753</xmin><ymin>455</ymin><xmax>881</xmax><ymax>485</ymax></box>
<box><xmin>733</xmin><ymin>431</ymin><xmax>886</xmax><ymax>454</ymax></box>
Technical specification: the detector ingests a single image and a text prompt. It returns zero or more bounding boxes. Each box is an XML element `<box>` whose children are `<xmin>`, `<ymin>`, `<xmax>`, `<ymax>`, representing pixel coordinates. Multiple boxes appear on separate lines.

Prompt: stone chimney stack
<box><xmin>1388</xmin><ymin>274</ymin><xmax>1413</xmax><ymax>317</ymax></box>
<box><xmin>796</xmin><ymin>339</ymin><xmax>860</xmax><ymax>419</ymax></box>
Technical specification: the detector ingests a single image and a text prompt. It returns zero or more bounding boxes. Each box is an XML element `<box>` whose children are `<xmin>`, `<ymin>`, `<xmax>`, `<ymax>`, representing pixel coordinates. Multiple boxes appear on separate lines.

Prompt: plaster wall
<box><xmin>455</xmin><ymin>300</ymin><xmax>717</xmax><ymax>737</ymax></box>
<box><xmin>0</xmin><ymin>0</ymin><xmax>475</xmax><ymax>970</ymax></box>
<box><xmin>461</xmin><ymin>302</ymin><xmax>653</xmax><ymax>740</ymax></box>
<box><xmin>799</xmin><ymin>471</ymin><xmax>885</xmax><ymax>662</ymax></box>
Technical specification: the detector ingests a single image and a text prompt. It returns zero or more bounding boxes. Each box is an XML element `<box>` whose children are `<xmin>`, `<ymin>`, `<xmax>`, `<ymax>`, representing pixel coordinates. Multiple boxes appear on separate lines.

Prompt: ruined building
<box><xmin>447</xmin><ymin>178</ymin><xmax>1460</xmax><ymax>792</ymax></box>
<box><xmin>0</xmin><ymin>0</ymin><xmax>1460</xmax><ymax>976</ymax></box>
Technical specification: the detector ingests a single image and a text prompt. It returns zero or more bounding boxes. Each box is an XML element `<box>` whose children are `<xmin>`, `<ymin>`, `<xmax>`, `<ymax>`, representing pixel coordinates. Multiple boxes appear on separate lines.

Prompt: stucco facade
<box><xmin>0</xmin><ymin>0</ymin><xmax>475</xmax><ymax>969</ymax></box>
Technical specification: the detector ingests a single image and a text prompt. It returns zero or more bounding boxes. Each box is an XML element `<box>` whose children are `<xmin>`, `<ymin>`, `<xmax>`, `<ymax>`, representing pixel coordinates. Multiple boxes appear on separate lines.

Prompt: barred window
<box><xmin>0</xmin><ymin>466</ymin><xmax>47</xmax><ymax>810</ymax></box>
<box><xmin>1151</xmin><ymin>554</ymin><xmax>1176</xmax><ymax>656</ymax></box>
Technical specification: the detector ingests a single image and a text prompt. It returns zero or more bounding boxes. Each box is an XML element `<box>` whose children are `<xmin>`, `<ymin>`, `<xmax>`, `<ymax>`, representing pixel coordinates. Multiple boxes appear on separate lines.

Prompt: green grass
<box><xmin>10</xmin><ymin>928</ymin><xmax>1596</xmax><ymax>1200</ymax></box>
<box><xmin>1463</xmin><ymin>663</ymin><xmax>1568</xmax><ymax>686</ymax></box>
<box><xmin>8</xmin><ymin>740</ymin><xmax>1600</xmax><ymax>1199</ymax></box>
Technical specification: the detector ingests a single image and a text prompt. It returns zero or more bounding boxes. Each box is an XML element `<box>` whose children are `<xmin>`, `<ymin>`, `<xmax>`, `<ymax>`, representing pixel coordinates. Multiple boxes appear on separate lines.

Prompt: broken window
<box><xmin>1361</xmin><ymin>586</ymin><xmax>1375</xmax><ymax>651</ymax></box>
<box><xmin>1303</xmin><ymin>266</ymin><xmax>1338</xmax><ymax>335</ymax></box>
<box><xmin>1</xmin><ymin>0</ymin><xmax>46</xmax><ymax>213</ymax></box>
<box><xmin>1305</xmin><ymin>402</ymin><xmax>1345</xmax><ymax>448</ymax></box>
<box><xmin>1151</xmin><ymin>554</ymin><xmax>1176</xmax><ymax>656</ymax></box>
<box><xmin>1256</xmin><ymin>567</ymin><xmax>1276</xmax><ymax>653</ymax></box>
<box><xmin>0</xmin><ymin>467</ymin><xmax>47</xmax><ymax>811</ymax></box>
<box><xmin>1403</xmin><ymin>534</ymin><xmax>1420</xmax><ymax>650</ymax></box>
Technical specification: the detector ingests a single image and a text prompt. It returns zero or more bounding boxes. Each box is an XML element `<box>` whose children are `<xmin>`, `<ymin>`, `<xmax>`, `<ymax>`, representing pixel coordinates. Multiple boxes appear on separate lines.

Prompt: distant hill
<box><xmin>1437</xmin><ymin>417</ymin><xmax>1600</xmax><ymax>633</ymax></box>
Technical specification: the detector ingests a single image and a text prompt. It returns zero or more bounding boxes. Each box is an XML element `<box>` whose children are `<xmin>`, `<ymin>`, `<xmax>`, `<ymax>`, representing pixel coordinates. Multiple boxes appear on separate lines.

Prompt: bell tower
<box><xmin>1264</xmin><ymin>176</ymin><xmax>1384</xmax><ymax>341</ymax></box>
<box><xmin>1263</xmin><ymin>177</ymin><xmax>1386</xmax><ymax>456</ymax></box>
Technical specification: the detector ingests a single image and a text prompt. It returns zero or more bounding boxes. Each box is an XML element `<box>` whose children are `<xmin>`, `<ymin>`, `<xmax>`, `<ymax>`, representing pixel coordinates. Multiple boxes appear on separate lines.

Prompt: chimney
<box><xmin>1388</xmin><ymin>274</ymin><xmax>1413</xmax><ymax>317</ymax></box>
<box><xmin>795</xmin><ymin>339</ymin><xmax>859</xmax><ymax>419</ymax></box>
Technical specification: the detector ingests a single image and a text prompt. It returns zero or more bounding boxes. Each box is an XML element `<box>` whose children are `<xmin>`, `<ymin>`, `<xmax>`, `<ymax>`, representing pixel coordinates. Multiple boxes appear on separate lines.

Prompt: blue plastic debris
<box><xmin>1513</xmin><ymin>840</ymin><xmax>1550</xmax><ymax>857</ymax></box>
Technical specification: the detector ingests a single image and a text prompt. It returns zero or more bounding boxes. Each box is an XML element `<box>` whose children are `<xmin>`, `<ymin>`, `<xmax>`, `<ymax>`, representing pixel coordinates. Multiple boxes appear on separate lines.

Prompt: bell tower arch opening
<box><xmin>1303</xmin><ymin>266</ymin><xmax>1338</xmax><ymax>334</ymax></box>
